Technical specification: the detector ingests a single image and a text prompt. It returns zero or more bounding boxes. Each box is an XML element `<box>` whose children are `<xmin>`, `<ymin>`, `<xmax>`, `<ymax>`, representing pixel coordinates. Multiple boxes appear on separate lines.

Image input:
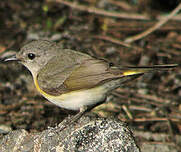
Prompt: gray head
<box><xmin>5</xmin><ymin>40</ymin><xmax>58</xmax><ymax>76</ymax></box>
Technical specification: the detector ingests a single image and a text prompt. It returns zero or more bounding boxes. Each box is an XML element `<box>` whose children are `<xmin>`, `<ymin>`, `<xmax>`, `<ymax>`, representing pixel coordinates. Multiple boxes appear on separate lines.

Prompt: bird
<box><xmin>3</xmin><ymin>40</ymin><xmax>177</xmax><ymax>128</ymax></box>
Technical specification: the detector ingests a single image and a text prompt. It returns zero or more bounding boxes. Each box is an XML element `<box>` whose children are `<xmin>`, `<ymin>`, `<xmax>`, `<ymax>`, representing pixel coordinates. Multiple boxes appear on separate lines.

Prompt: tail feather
<box><xmin>120</xmin><ymin>64</ymin><xmax>178</xmax><ymax>76</ymax></box>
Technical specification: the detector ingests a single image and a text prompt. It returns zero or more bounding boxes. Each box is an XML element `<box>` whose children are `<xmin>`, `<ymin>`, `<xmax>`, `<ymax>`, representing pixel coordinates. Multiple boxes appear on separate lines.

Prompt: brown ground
<box><xmin>0</xmin><ymin>0</ymin><xmax>181</xmax><ymax>150</ymax></box>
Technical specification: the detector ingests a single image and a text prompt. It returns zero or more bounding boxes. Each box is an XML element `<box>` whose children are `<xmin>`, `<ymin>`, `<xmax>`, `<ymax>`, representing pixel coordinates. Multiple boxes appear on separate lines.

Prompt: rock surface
<box><xmin>0</xmin><ymin>115</ymin><xmax>140</xmax><ymax>152</ymax></box>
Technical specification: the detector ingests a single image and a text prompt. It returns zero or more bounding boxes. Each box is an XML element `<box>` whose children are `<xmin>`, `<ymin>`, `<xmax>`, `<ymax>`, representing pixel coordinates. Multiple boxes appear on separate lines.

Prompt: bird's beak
<box><xmin>3</xmin><ymin>54</ymin><xmax>20</xmax><ymax>62</ymax></box>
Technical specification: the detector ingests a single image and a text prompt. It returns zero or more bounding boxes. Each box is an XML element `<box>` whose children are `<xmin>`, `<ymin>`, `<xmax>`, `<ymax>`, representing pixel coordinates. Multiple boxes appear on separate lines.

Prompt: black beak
<box><xmin>2</xmin><ymin>54</ymin><xmax>19</xmax><ymax>62</ymax></box>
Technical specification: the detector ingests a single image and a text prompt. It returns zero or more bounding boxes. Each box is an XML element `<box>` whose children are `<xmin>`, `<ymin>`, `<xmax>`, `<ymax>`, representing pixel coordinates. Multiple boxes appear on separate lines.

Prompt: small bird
<box><xmin>3</xmin><ymin>40</ymin><xmax>177</xmax><ymax>126</ymax></box>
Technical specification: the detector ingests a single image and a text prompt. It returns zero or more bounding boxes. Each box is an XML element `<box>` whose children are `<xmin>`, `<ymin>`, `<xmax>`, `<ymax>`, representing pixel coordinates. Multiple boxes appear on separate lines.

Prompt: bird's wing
<box><xmin>63</xmin><ymin>59</ymin><xmax>121</xmax><ymax>91</ymax></box>
<box><xmin>63</xmin><ymin>63</ymin><xmax>177</xmax><ymax>92</ymax></box>
<box><xmin>37</xmin><ymin>57</ymin><xmax>127</xmax><ymax>96</ymax></box>
<box><xmin>37</xmin><ymin>53</ymin><xmax>177</xmax><ymax>96</ymax></box>
<box><xmin>37</xmin><ymin>54</ymin><xmax>81</xmax><ymax>96</ymax></box>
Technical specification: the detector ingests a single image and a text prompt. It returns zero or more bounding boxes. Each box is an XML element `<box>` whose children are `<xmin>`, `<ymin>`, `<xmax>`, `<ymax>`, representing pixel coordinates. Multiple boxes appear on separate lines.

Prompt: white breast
<box><xmin>43</xmin><ymin>86</ymin><xmax>106</xmax><ymax>110</ymax></box>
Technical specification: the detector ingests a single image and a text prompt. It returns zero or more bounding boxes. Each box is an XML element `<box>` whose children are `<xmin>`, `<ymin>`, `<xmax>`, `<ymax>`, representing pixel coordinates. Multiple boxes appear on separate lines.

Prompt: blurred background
<box><xmin>0</xmin><ymin>0</ymin><xmax>181</xmax><ymax>151</ymax></box>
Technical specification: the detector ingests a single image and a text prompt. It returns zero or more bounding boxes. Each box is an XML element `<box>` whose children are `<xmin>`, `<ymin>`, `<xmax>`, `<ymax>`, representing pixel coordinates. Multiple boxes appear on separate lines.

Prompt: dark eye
<box><xmin>109</xmin><ymin>62</ymin><xmax>114</xmax><ymax>66</ymax></box>
<box><xmin>27</xmin><ymin>53</ymin><xmax>35</xmax><ymax>60</ymax></box>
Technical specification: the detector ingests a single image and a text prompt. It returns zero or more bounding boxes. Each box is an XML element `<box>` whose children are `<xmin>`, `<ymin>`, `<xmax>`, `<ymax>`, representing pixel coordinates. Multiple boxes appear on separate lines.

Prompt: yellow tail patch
<box><xmin>123</xmin><ymin>70</ymin><xmax>144</xmax><ymax>76</ymax></box>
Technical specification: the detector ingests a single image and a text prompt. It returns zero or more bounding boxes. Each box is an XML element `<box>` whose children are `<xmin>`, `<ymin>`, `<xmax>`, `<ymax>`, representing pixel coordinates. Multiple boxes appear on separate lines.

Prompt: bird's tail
<box><xmin>120</xmin><ymin>64</ymin><xmax>178</xmax><ymax>77</ymax></box>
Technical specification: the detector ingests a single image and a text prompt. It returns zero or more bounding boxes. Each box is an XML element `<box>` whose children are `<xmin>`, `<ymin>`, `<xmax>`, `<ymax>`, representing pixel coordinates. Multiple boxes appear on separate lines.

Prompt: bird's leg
<box><xmin>54</xmin><ymin>106</ymin><xmax>89</xmax><ymax>132</ymax></box>
<box><xmin>66</xmin><ymin>106</ymin><xmax>89</xmax><ymax>125</ymax></box>
<box><xmin>55</xmin><ymin>101</ymin><xmax>106</xmax><ymax>132</ymax></box>
<box><xmin>66</xmin><ymin>100</ymin><xmax>106</xmax><ymax>126</ymax></box>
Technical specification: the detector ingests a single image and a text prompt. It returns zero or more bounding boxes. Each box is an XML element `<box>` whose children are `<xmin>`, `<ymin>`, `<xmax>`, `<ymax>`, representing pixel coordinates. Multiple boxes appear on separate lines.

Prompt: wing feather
<box><xmin>37</xmin><ymin>58</ymin><xmax>123</xmax><ymax>95</ymax></box>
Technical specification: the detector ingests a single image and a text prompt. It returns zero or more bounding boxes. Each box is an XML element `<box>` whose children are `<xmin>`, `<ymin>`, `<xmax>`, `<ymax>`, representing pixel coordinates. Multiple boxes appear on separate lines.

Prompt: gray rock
<box><xmin>0</xmin><ymin>125</ymin><xmax>12</xmax><ymax>134</ymax></box>
<box><xmin>0</xmin><ymin>115</ymin><xmax>140</xmax><ymax>152</ymax></box>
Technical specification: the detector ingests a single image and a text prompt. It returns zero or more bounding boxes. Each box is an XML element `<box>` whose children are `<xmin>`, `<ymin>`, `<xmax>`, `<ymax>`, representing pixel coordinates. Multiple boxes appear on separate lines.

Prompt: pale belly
<box><xmin>43</xmin><ymin>87</ymin><xmax>106</xmax><ymax>110</ymax></box>
<box><xmin>33</xmin><ymin>76</ymin><xmax>122</xmax><ymax>111</ymax></box>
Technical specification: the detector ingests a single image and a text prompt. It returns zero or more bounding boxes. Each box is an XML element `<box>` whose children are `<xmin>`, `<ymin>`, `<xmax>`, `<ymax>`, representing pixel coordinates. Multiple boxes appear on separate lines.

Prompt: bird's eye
<box><xmin>27</xmin><ymin>53</ymin><xmax>35</xmax><ymax>60</ymax></box>
<box><xmin>109</xmin><ymin>62</ymin><xmax>114</xmax><ymax>66</ymax></box>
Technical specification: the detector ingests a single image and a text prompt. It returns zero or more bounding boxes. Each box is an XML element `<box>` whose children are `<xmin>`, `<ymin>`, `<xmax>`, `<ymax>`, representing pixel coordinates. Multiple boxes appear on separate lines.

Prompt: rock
<box><xmin>0</xmin><ymin>125</ymin><xmax>12</xmax><ymax>134</ymax></box>
<box><xmin>0</xmin><ymin>115</ymin><xmax>140</xmax><ymax>152</ymax></box>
